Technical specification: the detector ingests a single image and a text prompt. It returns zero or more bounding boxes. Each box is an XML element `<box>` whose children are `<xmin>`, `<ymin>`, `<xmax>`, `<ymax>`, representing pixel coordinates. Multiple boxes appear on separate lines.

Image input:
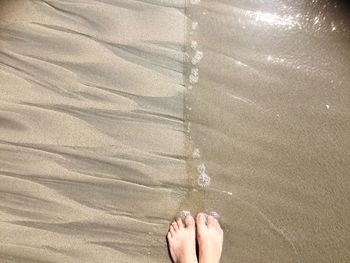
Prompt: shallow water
<box><xmin>0</xmin><ymin>0</ymin><xmax>350</xmax><ymax>262</ymax></box>
<box><xmin>183</xmin><ymin>0</ymin><xmax>350</xmax><ymax>262</ymax></box>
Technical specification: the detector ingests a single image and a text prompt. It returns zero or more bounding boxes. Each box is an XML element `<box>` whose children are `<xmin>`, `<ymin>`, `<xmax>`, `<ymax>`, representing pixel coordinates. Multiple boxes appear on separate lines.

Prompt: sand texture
<box><xmin>0</xmin><ymin>1</ymin><xmax>186</xmax><ymax>262</ymax></box>
<box><xmin>0</xmin><ymin>0</ymin><xmax>350</xmax><ymax>262</ymax></box>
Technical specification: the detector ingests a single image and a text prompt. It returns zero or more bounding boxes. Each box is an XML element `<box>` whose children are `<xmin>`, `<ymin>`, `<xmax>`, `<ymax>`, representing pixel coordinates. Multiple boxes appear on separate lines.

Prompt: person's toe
<box><xmin>172</xmin><ymin>221</ymin><xmax>179</xmax><ymax>231</ymax></box>
<box><xmin>184</xmin><ymin>215</ymin><xmax>195</xmax><ymax>228</ymax></box>
<box><xmin>167</xmin><ymin>232</ymin><xmax>172</xmax><ymax>241</ymax></box>
<box><xmin>176</xmin><ymin>217</ymin><xmax>184</xmax><ymax>229</ymax></box>
<box><xmin>170</xmin><ymin>225</ymin><xmax>176</xmax><ymax>236</ymax></box>
<box><xmin>207</xmin><ymin>215</ymin><xmax>218</xmax><ymax>228</ymax></box>
<box><xmin>196</xmin><ymin>213</ymin><xmax>207</xmax><ymax>231</ymax></box>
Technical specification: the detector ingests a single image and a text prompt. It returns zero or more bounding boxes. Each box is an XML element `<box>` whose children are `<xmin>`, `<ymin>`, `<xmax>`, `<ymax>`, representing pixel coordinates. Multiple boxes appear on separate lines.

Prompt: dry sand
<box><xmin>0</xmin><ymin>0</ymin><xmax>350</xmax><ymax>263</ymax></box>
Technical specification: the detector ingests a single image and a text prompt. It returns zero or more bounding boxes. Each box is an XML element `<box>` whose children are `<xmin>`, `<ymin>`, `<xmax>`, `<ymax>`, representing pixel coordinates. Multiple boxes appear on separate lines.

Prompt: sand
<box><xmin>0</xmin><ymin>0</ymin><xmax>349</xmax><ymax>262</ymax></box>
<box><xmin>0</xmin><ymin>1</ymin><xmax>187</xmax><ymax>262</ymax></box>
<box><xmin>183</xmin><ymin>1</ymin><xmax>350</xmax><ymax>262</ymax></box>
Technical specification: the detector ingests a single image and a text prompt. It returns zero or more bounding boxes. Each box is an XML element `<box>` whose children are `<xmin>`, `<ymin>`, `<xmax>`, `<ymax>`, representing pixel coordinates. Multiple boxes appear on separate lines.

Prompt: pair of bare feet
<box><xmin>167</xmin><ymin>213</ymin><xmax>223</xmax><ymax>263</ymax></box>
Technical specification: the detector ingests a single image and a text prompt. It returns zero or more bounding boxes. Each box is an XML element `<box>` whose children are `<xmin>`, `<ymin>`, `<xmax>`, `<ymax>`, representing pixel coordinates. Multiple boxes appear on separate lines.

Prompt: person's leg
<box><xmin>167</xmin><ymin>215</ymin><xmax>197</xmax><ymax>263</ymax></box>
<box><xmin>196</xmin><ymin>213</ymin><xmax>224</xmax><ymax>263</ymax></box>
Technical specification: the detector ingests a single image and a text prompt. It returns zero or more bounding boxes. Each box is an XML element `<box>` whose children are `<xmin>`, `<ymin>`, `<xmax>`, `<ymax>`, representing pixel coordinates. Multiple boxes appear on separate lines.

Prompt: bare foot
<box><xmin>196</xmin><ymin>213</ymin><xmax>224</xmax><ymax>263</ymax></box>
<box><xmin>167</xmin><ymin>215</ymin><xmax>197</xmax><ymax>263</ymax></box>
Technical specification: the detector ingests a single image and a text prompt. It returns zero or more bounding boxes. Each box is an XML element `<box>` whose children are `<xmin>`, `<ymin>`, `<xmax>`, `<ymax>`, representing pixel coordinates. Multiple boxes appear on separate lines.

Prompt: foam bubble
<box><xmin>189</xmin><ymin>74</ymin><xmax>198</xmax><ymax>84</ymax></box>
<box><xmin>208</xmin><ymin>211</ymin><xmax>221</xmax><ymax>220</ymax></box>
<box><xmin>180</xmin><ymin>210</ymin><xmax>191</xmax><ymax>220</ymax></box>
<box><xmin>198</xmin><ymin>172</ymin><xmax>211</xmax><ymax>187</ymax></box>
<box><xmin>192</xmin><ymin>50</ymin><xmax>204</xmax><ymax>65</ymax></box>
<box><xmin>191</xmin><ymin>40</ymin><xmax>198</xmax><ymax>50</ymax></box>
<box><xmin>189</xmin><ymin>68</ymin><xmax>199</xmax><ymax>84</ymax></box>
<box><xmin>192</xmin><ymin>148</ymin><xmax>200</xmax><ymax>159</ymax></box>
<box><xmin>190</xmin><ymin>0</ymin><xmax>201</xmax><ymax>5</ymax></box>
<box><xmin>191</xmin><ymin>68</ymin><xmax>199</xmax><ymax>76</ymax></box>
<box><xmin>191</xmin><ymin>21</ymin><xmax>198</xmax><ymax>30</ymax></box>
<box><xmin>197</xmin><ymin>163</ymin><xmax>206</xmax><ymax>174</ymax></box>
<box><xmin>223</xmin><ymin>190</ymin><xmax>233</xmax><ymax>196</ymax></box>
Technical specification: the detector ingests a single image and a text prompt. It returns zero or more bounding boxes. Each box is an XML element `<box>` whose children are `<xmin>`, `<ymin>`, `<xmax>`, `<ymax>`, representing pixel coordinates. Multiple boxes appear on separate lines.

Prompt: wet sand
<box><xmin>183</xmin><ymin>0</ymin><xmax>350</xmax><ymax>262</ymax></box>
<box><xmin>0</xmin><ymin>0</ymin><xmax>350</xmax><ymax>262</ymax></box>
<box><xmin>0</xmin><ymin>1</ymin><xmax>187</xmax><ymax>262</ymax></box>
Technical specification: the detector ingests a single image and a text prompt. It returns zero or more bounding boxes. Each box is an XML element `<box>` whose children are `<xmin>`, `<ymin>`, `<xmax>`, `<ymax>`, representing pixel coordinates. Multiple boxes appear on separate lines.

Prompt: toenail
<box><xmin>199</xmin><ymin>214</ymin><xmax>205</xmax><ymax>220</ymax></box>
<box><xmin>186</xmin><ymin>215</ymin><xmax>194</xmax><ymax>223</ymax></box>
